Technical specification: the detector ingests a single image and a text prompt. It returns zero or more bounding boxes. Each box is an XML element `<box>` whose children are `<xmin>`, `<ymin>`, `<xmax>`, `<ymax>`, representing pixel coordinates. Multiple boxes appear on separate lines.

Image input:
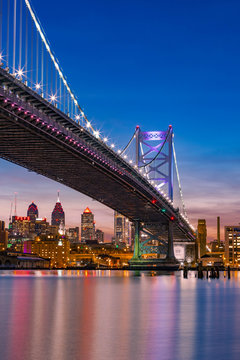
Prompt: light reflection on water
<box><xmin>0</xmin><ymin>270</ymin><xmax>240</xmax><ymax>360</ymax></box>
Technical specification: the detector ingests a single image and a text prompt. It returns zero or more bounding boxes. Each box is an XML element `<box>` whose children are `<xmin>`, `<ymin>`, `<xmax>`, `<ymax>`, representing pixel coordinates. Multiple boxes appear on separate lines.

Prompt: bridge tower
<box><xmin>130</xmin><ymin>125</ymin><xmax>177</xmax><ymax>268</ymax></box>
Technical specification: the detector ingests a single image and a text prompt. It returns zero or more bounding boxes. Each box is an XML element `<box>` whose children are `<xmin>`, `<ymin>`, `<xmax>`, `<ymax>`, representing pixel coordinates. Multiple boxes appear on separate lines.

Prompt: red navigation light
<box><xmin>169</xmin><ymin>125</ymin><xmax>172</xmax><ymax>128</ymax></box>
<box><xmin>84</xmin><ymin>207</ymin><xmax>92</xmax><ymax>214</ymax></box>
<box><xmin>170</xmin><ymin>216</ymin><xmax>175</xmax><ymax>221</ymax></box>
<box><xmin>136</xmin><ymin>125</ymin><xmax>139</xmax><ymax>129</ymax></box>
<box><xmin>151</xmin><ymin>198</ymin><xmax>157</xmax><ymax>204</ymax></box>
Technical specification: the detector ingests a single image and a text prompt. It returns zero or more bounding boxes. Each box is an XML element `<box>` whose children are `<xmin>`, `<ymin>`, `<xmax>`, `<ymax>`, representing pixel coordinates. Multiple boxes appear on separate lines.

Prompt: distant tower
<box><xmin>197</xmin><ymin>219</ymin><xmax>207</xmax><ymax>258</ymax></box>
<box><xmin>27</xmin><ymin>202</ymin><xmax>39</xmax><ymax>222</ymax></box>
<box><xmin>51</xmin><ymin>192</ymin><xmax>65</xmax><ymax>227</ymax></box>
<box><xmin>114</xmin><ymin>211</ymin><xmax>131</xmax><ymax>245</ymax></box>
<box><xmin>217</xmin><ymin>216</ymin><xmax>221</xmax><ymax>247</ymax></box>
<box><xmin>81</xmin><ymin>207</ymin><xmax>95</xmax><ymax>243</ymax></box>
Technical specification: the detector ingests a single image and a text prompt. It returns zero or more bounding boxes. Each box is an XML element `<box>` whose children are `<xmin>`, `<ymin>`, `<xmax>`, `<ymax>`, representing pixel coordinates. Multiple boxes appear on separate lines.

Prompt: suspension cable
<box><xmin>139</xmin><ymin>128</ymin><xmax>171</xmax><ymax>168</ymax></box>
<box><xmin>24</xmin><ymin>0</ymin><xmax>95</xmax><ymax>133</ymax></box>
<box><xmin>120</xmin><ymin>128</ymin><xmax>138</xmax><ymax>155</ymax></box>
<box><xmin>172</xmin><ymin>140</ymin><xmax>187</xmax><ymax>218</ymax></box>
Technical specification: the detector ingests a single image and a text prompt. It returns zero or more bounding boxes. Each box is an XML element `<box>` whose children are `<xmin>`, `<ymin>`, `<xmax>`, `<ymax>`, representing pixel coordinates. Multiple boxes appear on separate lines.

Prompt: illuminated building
<box><xmin>10</xmin><ymin>216</ymin><xmax>31</xmax><ymax>238</ymax></box>
<box><xmin>0</xmin><ymin>252</ymin><xmax>50</xmax><ymax>269</ymax></box>
<box><xmin>66</xmin><ymin>227</ymin><xmax>79</xmax><ymax>243</ymax></box>
<box><xmin>95</xmin><ymin>229</ymin><xmax>104</xmax><ymax>243</ymax></box>
<box><xmin>35</xmin><ymin>218</ymin><xmax>49</xmax><ymax>236</ymax></box>
<box><xmin>81</xmin><ymin>207</ymin><xmax>95</xmax><ymax>243</ymax></box>
<box><xmin>0</xmin><ymin>221</ymin><xmax>8</xmax><ymax>251</ymax></box>
<box><xmin>24</xmin><ymin>236</ymin><xmax>70</xmax><ymax>268</ymax></box>
<box><xmin>51</xmin><ymin>192</ymin><xmax>65</xmax><ymax>227</ymax></box>
<box><xmin>225</xmin><ymin>226</ymin><xmax>240</xmax><ymax>266</ymax></box>
<box><xmin>27</xmin><ymin>202</ymin><xmax>38</xmax><ymax>222</ymax></box>
<box><xmin>197</xmin><ymin>219</ymin><xmax>207</xmax><ymax>258</ymax></box>
<box><xmin>114</xmin><ymin>211</ymin><xmax>131</xmax><ymax>245</ymax></box>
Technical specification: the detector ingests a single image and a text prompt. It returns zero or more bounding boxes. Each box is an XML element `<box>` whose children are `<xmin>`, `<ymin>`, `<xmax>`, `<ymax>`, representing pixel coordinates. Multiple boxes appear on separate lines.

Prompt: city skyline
<box><xmin>0</xmin><ymin>159</ymin><xmax>232</xmax><ymax>243</ymax></box>
<box><xmin>0</xmin><ymin>0</ymin><xmax>240</xmax><ymax>241</ymax></box>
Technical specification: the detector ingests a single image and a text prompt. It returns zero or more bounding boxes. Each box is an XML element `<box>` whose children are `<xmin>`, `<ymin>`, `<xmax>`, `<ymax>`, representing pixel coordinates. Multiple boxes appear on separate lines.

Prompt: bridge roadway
<box><xmin>0</xmin><ymin>67</ymin><xmax>195</xmax><ymax>243</ymax></box>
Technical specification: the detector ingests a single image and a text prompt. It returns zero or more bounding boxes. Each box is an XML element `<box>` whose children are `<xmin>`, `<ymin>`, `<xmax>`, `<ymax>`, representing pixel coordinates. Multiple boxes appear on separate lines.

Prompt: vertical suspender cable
<box><xmin>25</xmin><ymin>3</ymin><xmax>28</xmax><ymax>84</ymax></box>
<box><xmin>19</xmin><ymin>0</ymin><xmax>22</xmax><ymax>70</ymax></box>
<box><xmin>7</xmin><ymin>0</ymin><xmax>10</xmax><ymax>68</ymax></box>
<box><xmin>46</xmin><ymin>49</ymin><xmax>48</xmax><ymax>98</ymax></box>
<box><xmin>55</xmin><ymin>68</ymin><xmax>57</xmax><ymax>107</ymax></box>
<box><xmin>59</xmin><ymin>75</ymin><xmax>62</xmax><ymax>111</ymax></box>
<box><xmin>13</xmin><ymin>0</ymin><xmax>17</xmax><ymax>74</ymax></box>
<box><xmin>0</xmin><ymin>0</ymin><xmax>2</xmax><ymax>55</ymax></box>
<box><xmin>36</xmin><ymin>30</ymin><xmax>38</xmax><ymax>84</ymax></box>
<box><xmin>31</xmin><ymin>17</ymin><xmax>33</xmax><ymax>85</ymax></box>
<box><xmin>41</xmin><ymin>40</ymin><xmax>43</xmax><ymax>96</ymax></box>
<box><xmin>63</xmin><ymin>82</ymin><xmax>65</xmax><ymax>113</ymax></box>
<box><xmin>50</xmin><ymin>60</ymin><xmax>53</xmax><ymax>95</ymax></box>
<box><xmin>67</xmin><ymin>93</ymin><xmax>69</xmax><ymax>116</ymax></box>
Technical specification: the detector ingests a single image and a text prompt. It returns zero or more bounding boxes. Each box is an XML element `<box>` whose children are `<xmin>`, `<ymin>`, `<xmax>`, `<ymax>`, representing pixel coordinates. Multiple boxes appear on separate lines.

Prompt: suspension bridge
<box><xmin>0</xmin><ymin>0</ymin><xmax>196</xmax><ymax>269</ymax></box>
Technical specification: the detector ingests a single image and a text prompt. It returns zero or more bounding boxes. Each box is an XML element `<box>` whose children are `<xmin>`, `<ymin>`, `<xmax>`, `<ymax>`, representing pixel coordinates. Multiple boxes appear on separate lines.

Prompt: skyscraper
<box><xmin>27</xmin><ymin>202</ymin><xmax>39</xmax><ymax>222</ymax></box>
<box><xmin>114</xmin><ymin>211</ymin><xmax>131</xmax><ymax>245</ymax></box>
<box><xmin>81</xmin><ymin>207</ymin><xmax>95</xmax><ymax>243</ymax></box>
<box><xmin>225</xmin><ymin>226</ymin><xmax>240</xmax><ymax>266</ymax></box>
<box><xmin>0</xmin><ymin>220</ymin><xmax>8</xmax><ymax>251</ymax></box>
<box><xmin>197</xmin><ymin>219</ymin><xmax>207</xmax><ymax>258</ymax></box>
<box><xmin>95</xmin><ymin>229</ymin><xmax>104</xmax><ymax>243</ymax></box>
<box><xmin>51</xmin><ymin>192</ymin><xmax>65</xmax><ymax>227</ymax></box>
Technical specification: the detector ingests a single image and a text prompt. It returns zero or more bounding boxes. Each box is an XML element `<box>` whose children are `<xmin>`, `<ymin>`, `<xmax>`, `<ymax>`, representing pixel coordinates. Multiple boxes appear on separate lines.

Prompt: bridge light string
<box><xmin>172</xmin><ymin>140</ymin><xmax>195</xmax><ymax>230</ymax></box>
<box><xmin>172</xmin><ymin>139</ymin><xmax>187</xmax><ymax>218</ymax></box>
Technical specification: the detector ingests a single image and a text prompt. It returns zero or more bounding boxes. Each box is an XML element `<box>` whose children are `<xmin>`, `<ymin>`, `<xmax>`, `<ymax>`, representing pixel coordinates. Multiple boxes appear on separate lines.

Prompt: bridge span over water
<box><xmin>0</xmin><ymin>0</ymin><xmax>196</xmax><ymax>267</ymax></box>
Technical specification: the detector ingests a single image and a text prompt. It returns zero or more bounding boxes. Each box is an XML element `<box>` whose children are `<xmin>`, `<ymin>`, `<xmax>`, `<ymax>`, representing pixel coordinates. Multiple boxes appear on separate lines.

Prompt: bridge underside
<box><xmin>0</xmin><ymin>70</ymin><xmax>195</xmax><ymax>245</ymax></box>
<box><xmin>0</xmin><ymin>110</ymin><xmax>171</xmax><ymax>232</ymax></box>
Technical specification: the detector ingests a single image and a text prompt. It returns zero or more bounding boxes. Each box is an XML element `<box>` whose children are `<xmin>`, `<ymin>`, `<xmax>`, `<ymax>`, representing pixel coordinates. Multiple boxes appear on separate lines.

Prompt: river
<box><xmin>0</xmin><ymin>270</ymin><xmax>239</xmax><ymax>360</ymax></box>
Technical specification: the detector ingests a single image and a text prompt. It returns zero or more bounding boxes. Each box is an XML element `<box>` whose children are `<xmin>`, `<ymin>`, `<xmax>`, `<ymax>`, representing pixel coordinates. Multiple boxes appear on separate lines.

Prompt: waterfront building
<box><xmin>66</xmin><ymin>227</ymin><xmax>79</xmax><ymax>243</ymax></box>
<box><xmin>27</xmin><ymin>202</ymin><xmax>39</xmax><ymax>222</ymax></box>
<box><xmin>81</xmin><ymin>207</ymin><xmax>95</xmax><ymax>243</ymax></box>
<box><xmin>51</xmin><ymin>192</ymin><xmax>65</xmax><ymax>227</ymax></box>
<box><xmin>95</xmin><ymin>229</ymin><xmax>104</xmax><ymax>243</ymax></box>
<box><xmin>24</xmin><ymin>236</ymin><xmax>70</xmax><ymax>268</ymax></box>
<box><xmin>200</xmin><ymin>253</ymin><xmax>224</xmax><ymax>267</ymax></box>
<box><xmin>0</xmin><ymin>221</ymin><xmax>8</xmax><ymax>251</ymax></box>
<box><xmin>209</xmin><ymin>240</ymin><xmax>225</xmax><ymax>252</ymax></box>
<box><xmin>0</xmin><ymin>251</ymin><xmax>50</xmax><ymax>269</ymax></box>
<box><xmin>225</xmin><ymin>226</ymin><xmax>240</xmax><ymax>266</ymax></box>
<box><xmin>197</xmin><ymin>219</ymin><xmax>207</xmax><ymax>258</ymax></box>
<box><xmin>114</xmin><ymin>211</ymin><xmax>131</xmax><ymax>245</ymax></box>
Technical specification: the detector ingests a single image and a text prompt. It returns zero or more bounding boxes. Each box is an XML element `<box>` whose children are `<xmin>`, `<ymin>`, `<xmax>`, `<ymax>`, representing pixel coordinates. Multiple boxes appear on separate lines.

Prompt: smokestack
<box><xmin>217</xmin><ymin>216</ymin><xmax>220</xmax><ymax>246</ymax></box>
<box><xmin>14</xmin><ymin>192</ymin><xmax>17</xmax><ymax>217</ymax></box>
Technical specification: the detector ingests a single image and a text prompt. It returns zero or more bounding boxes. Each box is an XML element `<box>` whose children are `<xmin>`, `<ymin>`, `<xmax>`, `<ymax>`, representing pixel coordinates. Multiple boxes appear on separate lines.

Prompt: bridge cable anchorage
<box><xmin>24</xmin><ymin>0</ymin><xmax>100</xmax><ymax>138</ymax></box>
<box><xmin>138</xmin><ymin>128</ymin><xmax>171</xmax><ymax>168</ymax></box>
<box><xmin>172</xmin><ymin>140</ymin><xmax>188</xmax><ymax>219</ymax></box>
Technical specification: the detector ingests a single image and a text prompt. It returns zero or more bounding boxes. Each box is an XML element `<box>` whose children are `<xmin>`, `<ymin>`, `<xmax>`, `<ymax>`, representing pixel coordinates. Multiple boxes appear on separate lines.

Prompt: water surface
<box><xmin>0</xmin><ymin>270</ymin><xmax>239</xmax><ymax>360</ymax></box>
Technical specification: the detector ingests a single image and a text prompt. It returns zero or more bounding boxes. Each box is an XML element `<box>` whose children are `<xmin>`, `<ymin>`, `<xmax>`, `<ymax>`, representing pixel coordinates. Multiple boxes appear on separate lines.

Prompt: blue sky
<box><xmin>1</xmin><ymin>0</ymin><xmax>240</xmax><ymax>240</ymax></box>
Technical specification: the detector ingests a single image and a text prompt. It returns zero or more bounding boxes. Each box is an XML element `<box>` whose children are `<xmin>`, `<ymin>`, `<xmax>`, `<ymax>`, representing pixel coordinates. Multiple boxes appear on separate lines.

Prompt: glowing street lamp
<box><xmin>50</xmin><ymin>94</ymin><xmax>57</xmax><ymax>103</ymax></box>
<box><xmin>16</xmin><ymin>68</ymin><xmax>24</xmax><ymax>79</ymax></box>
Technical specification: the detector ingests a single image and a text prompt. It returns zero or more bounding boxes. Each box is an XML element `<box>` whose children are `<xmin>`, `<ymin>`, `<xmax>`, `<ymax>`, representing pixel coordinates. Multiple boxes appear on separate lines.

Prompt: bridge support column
<box><xmin>167</xmin><ymin>220</ymin><xmax>175</xmax><ymax>260</ymax></box>
<box><xmin>132</xmin><ymin>220</ymin><xmax>141</xmax><ymax>260</ymax></box>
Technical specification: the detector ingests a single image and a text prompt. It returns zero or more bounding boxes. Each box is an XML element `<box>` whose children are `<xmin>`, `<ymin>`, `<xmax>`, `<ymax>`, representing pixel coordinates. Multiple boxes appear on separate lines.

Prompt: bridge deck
<box><xmin>0</xmin><ymin>67</ymin><xmax>195</xmax><ymax>242</ymax></box>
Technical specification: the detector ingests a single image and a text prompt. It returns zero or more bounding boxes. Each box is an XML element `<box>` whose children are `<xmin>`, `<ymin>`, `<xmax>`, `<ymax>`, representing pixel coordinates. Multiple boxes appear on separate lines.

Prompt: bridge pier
<box><xmin>167</xmin><ymin>220</ymin><xmax>175</xmax><ymax>260</ymax></box>
<box><xmin>132</xmin><ymin>220</ymin><xmax>141</xmax><ymax>260</ymax></box>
